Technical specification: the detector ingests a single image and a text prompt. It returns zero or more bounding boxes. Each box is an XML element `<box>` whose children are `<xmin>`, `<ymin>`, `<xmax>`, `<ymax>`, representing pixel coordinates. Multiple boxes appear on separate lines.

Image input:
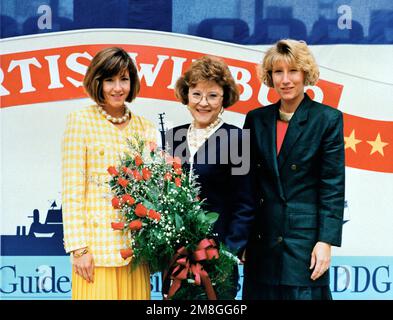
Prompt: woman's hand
<box><xmin>72</xmin><ymin>248</ymin><xmax>95</xmax><ymax>283</ymax></box>
<box><xmin>310</xmin><ymin>241</ymin><xmax>331</xmax><ymax>281</ymax></box>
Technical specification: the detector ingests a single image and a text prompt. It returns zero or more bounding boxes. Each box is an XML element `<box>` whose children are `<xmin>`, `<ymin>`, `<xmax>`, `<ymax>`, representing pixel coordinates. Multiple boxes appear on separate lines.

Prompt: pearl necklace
<box><xmin>187</xmin><ymin>117</ymin><xmax>223</xmax><ymax>151</ymax></box>
<box><xmin>97</xmin><ymin>105</ymin><xmax>131</xmax><ymax>124</ymax></box>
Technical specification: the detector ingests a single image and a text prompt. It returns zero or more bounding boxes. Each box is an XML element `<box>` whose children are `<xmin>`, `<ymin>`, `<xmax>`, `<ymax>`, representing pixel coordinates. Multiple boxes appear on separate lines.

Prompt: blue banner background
<box><xmin>1</xmin><ymin>257</ymin><xmax>392</xmax><ymax>300</ymax></box>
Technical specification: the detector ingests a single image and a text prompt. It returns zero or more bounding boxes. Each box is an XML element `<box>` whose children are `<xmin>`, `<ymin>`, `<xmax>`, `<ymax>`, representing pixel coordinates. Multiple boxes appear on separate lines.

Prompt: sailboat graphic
<box><xmin>1</xmin><ymin>201</ymin><xmax>67</xmax><ymax>256</ymax></box>
<box><xmin>29</xmin><ymin>201</ymin><xmax>62</xmax><ymax>238</ymax></box>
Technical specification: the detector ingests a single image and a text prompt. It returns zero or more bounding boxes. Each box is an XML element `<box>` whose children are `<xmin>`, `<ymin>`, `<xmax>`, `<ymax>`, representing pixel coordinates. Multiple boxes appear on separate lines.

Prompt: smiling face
<box><xmin>272</xmin><ymin>60</ymin><xmax>305</xmax><ymax>107</ymax></box>
<box><xmin>102</xmin><ymin>69</ymin><xmax>131</xmax><ymax>110</ymax></box>
<box><xmin>187</xmin><ymin>81</ymin><xmax>224</xmax><ymax>129</ymax></box>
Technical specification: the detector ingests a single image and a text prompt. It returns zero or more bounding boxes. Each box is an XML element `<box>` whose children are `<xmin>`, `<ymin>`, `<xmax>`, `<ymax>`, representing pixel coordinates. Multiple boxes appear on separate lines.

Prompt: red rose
<box><xmin>133</xmin><ymin>170</ymin><xmax>143</xmax><ymax>181</ymax></box>
<box><xmin>135</xmin><ymin>155</ymin><xmax>143</xmax><ymax>167</ymax></box>
<box><xmin>111</xmin><ymin>222</ymin><xmax>125</xmax><ymax>230</ymax></box>
<box><xmin>129</xmin><ymin>219</ymin><xmax>143</xmax><ymax>231</ymax></box>
<box><xmin>135</xmin><ymin>203</ymin><xmax>148</xmax><ymax>217</ymax></box>
<box><xmin>122</xmin><ymin>166</ymin><xmax>133</xmax><ymax>175</ymax></box>
<box><xmin>148</xmin><ymin>209</ymin><xmax>161</xmax><ymax>221</ymax></box>
<box><xmin>164</xmin><ymin>172</ymin><xmax>172</xmax><ymax>181</ymax></box>
<box><xmin>153</xmin><ymin>212</ymin><xmax>161</xmax><ymax>221</ymax></box>
<box><xmin>148</xmin><ymin>209</ymin><xmax>156</xmax><ymax>218</ymax></box>
<box><xmin>142</xmin><ymin>168</ymin><xmax>152</xmax><ymax>180</ymax></box>
<box><xmin>175</xmin><ymin>177</ymin><xmax>181</xmax><ymax>187</ymax></box>
<box><xmin>122</xmin><ymin>194</ymin><xmax>135</xmax><ymax>205</ymax></box>
<box><xmin>117</xmin><ymin>178</ymin><xmax>129</xmax><ymax>188</ymax></box>
<box><xmin>111</xmin><ymin>197</ymin><xmax>121</xmax><ymax>209</ymax></box>
<box><xmin>107</xmin><ymin>166</ymin><xmax>119</xmax><ymax>177</ymax></box>
<box><xmin>174</xmin><ymin>167</ymin><xmax>182</xmax><ymax>175</ymax></box>
<box><xmin>173</xmin><ymin>162</ymin><xmax>182</xmax><ymax>170</ymax></box>
<box><xmin>149</xmin><ymin>141</ymin><xmax>157</xmax><ymax>152</ymax></box>
<box><xmin>120</xmin><ymin>248</ymin><xmax>133</xmax><ymax>259</ymax></box>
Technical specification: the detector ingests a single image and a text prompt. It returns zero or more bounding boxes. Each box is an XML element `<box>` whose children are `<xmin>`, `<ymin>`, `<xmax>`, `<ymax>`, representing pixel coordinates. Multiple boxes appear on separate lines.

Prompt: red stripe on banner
<box><xmin>1</xmin><ymin>44</ymin><xmax>391</xmax><ymax>173</ymax></box>
<box><xmin>0</xmin><ymin>44</ymin><xmax>342</xmax><ymax>109</ymax></box>
<box><xmin>343</xmin><ymin>114</ymin><xmax>392</xmax><ymax>173</ymax></box>
<box><xmin>0</xmin><ymin>44</ymin><xmax>260</xmax><ymax>108</ymax></box>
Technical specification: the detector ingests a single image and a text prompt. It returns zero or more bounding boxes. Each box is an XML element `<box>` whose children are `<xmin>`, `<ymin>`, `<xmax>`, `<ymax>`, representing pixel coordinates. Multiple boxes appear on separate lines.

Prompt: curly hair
<box><xmin>175</xmin><ymin>55</ymin><xmax>239</xmax><ymax>108</ymax></box>
<box><xmin>259</xmin><ymin>39</ymin><xmax>320</xmax><ymax>88</ymax></box>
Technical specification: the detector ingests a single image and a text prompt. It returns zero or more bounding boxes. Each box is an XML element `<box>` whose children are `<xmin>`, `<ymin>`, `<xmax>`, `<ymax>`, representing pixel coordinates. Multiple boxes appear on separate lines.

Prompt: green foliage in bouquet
<box><xmin>107</xmin><ymin>136</ymin><xmax>238</xmax><ymax>299</ymax></box>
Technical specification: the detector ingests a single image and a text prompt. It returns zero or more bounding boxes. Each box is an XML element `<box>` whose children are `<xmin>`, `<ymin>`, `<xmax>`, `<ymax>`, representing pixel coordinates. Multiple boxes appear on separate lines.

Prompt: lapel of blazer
<box><xmin>277</xmin><ymin>94</ymin><xmax>311</xmax><ymax>170</ymax></box>
<box><xmin>261</xmin><ymin>103</ymin><xmax>280</xmax><ymax>177</ymax></box>
<box><xmin>258</xmin><ymin>103</ymin><xmax>287</xmax><ymax>201</ymax></box>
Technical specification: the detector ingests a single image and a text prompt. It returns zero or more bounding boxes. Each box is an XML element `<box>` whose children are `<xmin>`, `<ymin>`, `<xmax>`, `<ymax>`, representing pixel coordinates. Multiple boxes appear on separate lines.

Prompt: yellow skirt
<box><xmin>71</xmin><ymin>264</ymin><xmax>151</xmax><ymax>300</ymax></box>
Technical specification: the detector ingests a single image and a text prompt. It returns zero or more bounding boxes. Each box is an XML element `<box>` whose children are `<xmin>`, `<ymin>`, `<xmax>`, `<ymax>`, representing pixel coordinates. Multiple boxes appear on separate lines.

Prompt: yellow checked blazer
<box><xmin>62</xmin><ymin>105</ymin><xmax>157</xmax><ymax>267</ymax></box>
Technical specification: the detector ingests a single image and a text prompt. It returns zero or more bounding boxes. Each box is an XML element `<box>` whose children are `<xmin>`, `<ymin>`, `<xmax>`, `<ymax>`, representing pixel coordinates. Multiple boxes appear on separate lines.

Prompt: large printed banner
<box><xmin>1</xmin><ymin>29</ymin><xmax>392</xmax><ymax>299</ymax></box>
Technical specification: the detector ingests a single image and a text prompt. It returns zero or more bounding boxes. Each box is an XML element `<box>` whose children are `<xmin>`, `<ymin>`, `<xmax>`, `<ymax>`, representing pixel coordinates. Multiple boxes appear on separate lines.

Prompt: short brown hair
<box><xmin>259</xmin><ymin>39</ymin><xmax>320</xmax><ymax>88</ymax></box>
<box><xmin>175</xmin><ymin>55</ymin><xmax>239</xmax><ymax>108</ymax></box>
<box><xmin>83</xmin><ymin>47</ymin><xmax>140</xmax><ymax>104</ymax></box>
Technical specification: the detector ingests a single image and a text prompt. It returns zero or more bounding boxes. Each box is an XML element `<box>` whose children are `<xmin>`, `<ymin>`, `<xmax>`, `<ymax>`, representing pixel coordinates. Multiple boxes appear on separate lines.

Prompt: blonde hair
<box><xmin>83</xmin><ymin>47</ymin><xmax>140</xmax><ymax>105</ymax></box>
<box><xmin>259</xmin><ymin>39</ymin><xmax>319</xmax><ymax>87</ymax></box>
<box><xmin>175</xmin><ymin>55</ymin><xmax>239</xmax><ymax>108</ymax></box>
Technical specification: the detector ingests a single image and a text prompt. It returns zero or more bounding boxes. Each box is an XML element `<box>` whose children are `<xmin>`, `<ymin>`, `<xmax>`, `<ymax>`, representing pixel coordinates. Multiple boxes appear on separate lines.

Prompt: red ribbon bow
<box><xmin>166</xmin><ymin>238</ymin><xmax>219</xmax><ymax>300</ymax></box>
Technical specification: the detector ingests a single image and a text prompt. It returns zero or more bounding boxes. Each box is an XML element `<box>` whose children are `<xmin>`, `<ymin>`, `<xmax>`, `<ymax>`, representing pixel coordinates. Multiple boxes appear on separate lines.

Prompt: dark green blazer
<box><xmin>243</xmin><ymin>93</ymin><xmax>345</xmax><ymax>288</ymax></box>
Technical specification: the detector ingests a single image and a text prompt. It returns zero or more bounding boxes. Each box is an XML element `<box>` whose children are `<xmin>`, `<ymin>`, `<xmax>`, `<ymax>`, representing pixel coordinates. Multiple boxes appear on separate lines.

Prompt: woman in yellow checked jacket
<box><xmin>62</xmin><ymin>47</ymin><xmax>157</xmax><ymax>300</ymax></box>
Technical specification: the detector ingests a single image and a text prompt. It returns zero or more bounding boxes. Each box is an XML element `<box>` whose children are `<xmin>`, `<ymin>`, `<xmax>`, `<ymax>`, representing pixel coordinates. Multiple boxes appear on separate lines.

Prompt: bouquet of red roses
<box><xmin>108</xmin><ymin>136</ymin><xmax>237</xmax><ymax>299</ymax></box>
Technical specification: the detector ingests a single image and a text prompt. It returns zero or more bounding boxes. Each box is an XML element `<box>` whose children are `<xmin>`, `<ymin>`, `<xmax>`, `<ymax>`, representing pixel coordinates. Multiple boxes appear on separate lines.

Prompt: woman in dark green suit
<box><xmin>242</xmin><ymin>39</ymin><xmax>345</xmax><ymax>300</ymax></box>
